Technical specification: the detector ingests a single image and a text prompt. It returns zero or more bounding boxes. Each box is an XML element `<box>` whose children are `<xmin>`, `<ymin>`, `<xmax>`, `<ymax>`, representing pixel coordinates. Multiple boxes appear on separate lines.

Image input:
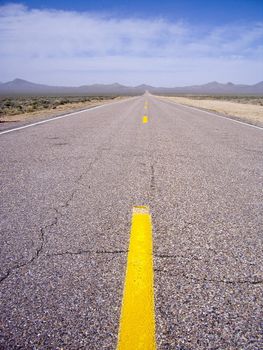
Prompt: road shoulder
<box><xmin>157</xmin><ymin>96</ymin><xmax>263</xmax><ymax>128</ymax></box>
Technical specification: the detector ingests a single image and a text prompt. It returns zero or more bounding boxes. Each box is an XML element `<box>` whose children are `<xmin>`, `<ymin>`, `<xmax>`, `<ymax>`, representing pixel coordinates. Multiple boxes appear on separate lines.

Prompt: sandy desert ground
<box><xmin>160</xmin><ymin>96</ymin><xmax>263</xmax><ymax>127</ymax></box>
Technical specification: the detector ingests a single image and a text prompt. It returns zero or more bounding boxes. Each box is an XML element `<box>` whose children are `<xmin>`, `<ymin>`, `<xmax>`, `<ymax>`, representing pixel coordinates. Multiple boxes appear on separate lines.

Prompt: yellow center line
<box><xmin>117</xmin><ymin>206</ymin><xmax>156</xmax><ymax>350</ymax></box>
<box><xmin>142</xmin><ymin>115</ymin><xmax>148</xmax><ymax>123</ymax></box>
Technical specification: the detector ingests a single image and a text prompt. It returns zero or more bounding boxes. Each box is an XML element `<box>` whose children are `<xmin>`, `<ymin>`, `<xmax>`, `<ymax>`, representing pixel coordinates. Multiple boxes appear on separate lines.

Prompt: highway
<box><xmin>0</xmin><ymin>94</ymin><xmax>262</xmax><ymax>349</ymax></box>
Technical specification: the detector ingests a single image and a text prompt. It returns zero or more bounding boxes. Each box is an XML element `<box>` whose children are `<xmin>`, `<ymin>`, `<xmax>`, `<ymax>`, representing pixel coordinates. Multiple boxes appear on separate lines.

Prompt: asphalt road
<box><xmin>0</xmin><ymin>94</ymin><xmax>262</xmax><ymax>349</ymax></box>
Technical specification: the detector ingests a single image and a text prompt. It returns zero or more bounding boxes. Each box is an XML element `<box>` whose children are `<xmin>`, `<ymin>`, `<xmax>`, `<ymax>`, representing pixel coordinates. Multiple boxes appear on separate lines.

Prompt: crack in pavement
<box><xmin>56</xmin><ymin>155</ymin><xmax>100</xmax><ymax>215</ymax></box>
<box><xmin>45</xmin><ymin>249</ymin><xmax>127</xmax><ymax>258</ymax></box>
<box><xmin>150</xmin><ymin>164</ymin><xmax>155</xmax><ymax>191</ymax></box>
<box><xmin>147</xmin><ymin>161</ymin><xmax>156</xmax><ymax>203</ymax></box>
<box><xmin>0</xmin><ymin>150</ymin><xmax>108</xmax><ymax>285</ymax></box>
<box><xmin>154</xmin><ymin>269</ymin><xmax>263</xmax><ymax>285</ymax></box>
<box><xmin>0</xmin><ymin>214</ymin><xmax>59</xmax><ymax>284</ymax></box>
<box><xmin>154</xmin><ymin>221</ymin><xmax>262</xmax><ymax>286</ymax></box>
<box><xmin>0</xmin><ymin>125</ymin><xmax>125</xmax><ymax>285</ymax></box>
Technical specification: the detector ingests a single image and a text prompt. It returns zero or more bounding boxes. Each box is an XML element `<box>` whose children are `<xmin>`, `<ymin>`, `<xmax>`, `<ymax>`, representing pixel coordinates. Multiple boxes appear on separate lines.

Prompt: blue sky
<box><xmin>10</xmin><ymin>0</ymin><xmax>263</xmax><ymax>24</ymax></box>
<box><xmin>0</xmin><ymin>1</ymin><xmax>262</xmax><ymax>86</ymax></box>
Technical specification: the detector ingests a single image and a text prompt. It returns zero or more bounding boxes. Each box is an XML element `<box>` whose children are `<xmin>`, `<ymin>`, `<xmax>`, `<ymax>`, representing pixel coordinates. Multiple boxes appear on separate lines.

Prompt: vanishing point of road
<box><xmin>0</xmin><ymin>94</ymin><xmax>262</xmax><ymax>349</ymax></box>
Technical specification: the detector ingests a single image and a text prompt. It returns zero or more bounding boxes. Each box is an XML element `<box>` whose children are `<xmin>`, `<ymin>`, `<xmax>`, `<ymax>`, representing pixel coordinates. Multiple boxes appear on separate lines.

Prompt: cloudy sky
<box><xmin>0</xmin><ymin>0</ymin><xmax>263</xmax><ymax>86</ymax></box>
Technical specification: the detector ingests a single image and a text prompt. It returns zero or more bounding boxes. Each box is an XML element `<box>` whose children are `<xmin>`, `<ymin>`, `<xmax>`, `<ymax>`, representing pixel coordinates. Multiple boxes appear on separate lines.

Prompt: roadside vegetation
<box><xmin>160</xmin><ymin>95</ymin><xmax>263</xmax><ymax>126</ymax></box>
<box><xmin>170</xmin><ymin>95</ymin><xmax>263</xmax><ymax>106</ymax></box>
<box><xmin>0</xmin><ymin>96</ymin><xmax>115</xmax><ymax>117</ymax></box>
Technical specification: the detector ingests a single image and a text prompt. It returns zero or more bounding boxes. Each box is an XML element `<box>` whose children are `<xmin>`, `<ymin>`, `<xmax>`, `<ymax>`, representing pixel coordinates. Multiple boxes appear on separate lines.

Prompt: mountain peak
<box><xmin>135</xmin><ymin>84</ymin><xmax>153</xmax><ymax>89</ymax></box>
<box><xmin>12</xmin><ymin>78</ymin><xmax>31</xmax><ymax>84</ymax></box>
<box><xmin>254</xmin><ymin>81</ymin><xmax>263</xmax><ymax>87</ymax></box>
<box><xmin>205</xmin><ymin>81</ymin><xmax>221</xmax><ymax>86</ymax></box>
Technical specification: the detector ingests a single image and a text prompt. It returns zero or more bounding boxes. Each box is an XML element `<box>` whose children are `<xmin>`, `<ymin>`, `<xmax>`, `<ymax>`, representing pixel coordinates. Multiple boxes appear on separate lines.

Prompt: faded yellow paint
<box><xmin>116</xmin><ymin>206</ymin><xmax>156</xmax><ymax>350</ymax></box>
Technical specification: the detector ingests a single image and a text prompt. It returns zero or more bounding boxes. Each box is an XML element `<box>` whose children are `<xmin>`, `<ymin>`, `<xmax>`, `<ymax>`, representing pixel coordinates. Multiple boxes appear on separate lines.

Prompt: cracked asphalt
<box><xmin>0</xmin><ymin>94</ymin><xmax>262</xmax><ymax>349</ymax></box>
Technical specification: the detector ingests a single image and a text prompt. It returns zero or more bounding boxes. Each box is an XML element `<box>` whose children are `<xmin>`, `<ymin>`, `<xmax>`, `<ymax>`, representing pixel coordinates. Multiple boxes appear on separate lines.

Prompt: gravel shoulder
<box><xmin>159</xmin><ymin>96</ymin><xmax>263</xmax><ymax>127</ymax></box>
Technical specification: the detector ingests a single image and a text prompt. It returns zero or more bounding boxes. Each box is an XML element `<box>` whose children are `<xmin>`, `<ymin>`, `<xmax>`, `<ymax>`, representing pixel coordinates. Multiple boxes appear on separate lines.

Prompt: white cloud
<box><xmin>0</xmin><ymin>3</ymin><xmax>262</xmax><ymax>85</ymax></box>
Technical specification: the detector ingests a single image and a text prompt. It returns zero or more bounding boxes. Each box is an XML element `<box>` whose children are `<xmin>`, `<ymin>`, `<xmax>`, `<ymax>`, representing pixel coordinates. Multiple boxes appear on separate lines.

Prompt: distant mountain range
<box><xmin>0</xmin><ymin>78</ymin><xmax>262</xmax><ymax>95</ymax></box>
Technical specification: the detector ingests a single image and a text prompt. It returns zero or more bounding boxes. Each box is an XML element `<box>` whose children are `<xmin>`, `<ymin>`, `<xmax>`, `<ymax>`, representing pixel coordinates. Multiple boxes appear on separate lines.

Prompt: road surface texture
<box><xmin>0</xmin><ymin>94</ymin><xmax>262</xmax><ymax>349</ymax></box>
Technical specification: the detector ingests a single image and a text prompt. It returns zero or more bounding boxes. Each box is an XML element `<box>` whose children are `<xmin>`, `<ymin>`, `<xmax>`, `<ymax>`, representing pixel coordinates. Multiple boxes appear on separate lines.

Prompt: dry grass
<box><xmin>160</xmin><ymin>96</ymin><xmax>263</xmax><ymax>126</ymax></box>
<box><xmin>170</xmin><ymin>95</ymin><xmax>263</xmax><ymax>106</ymax></box>
<box><xmin>0</xmin><ymin>96</ymin><xmax>125</xmax><ymax>123</ymax></box>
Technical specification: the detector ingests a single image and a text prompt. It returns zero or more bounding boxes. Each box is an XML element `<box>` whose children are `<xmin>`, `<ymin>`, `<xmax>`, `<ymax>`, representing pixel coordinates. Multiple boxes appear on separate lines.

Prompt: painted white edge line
<box><xmin>157</xmin><ymin>97</ymin><xmax>263</xmax><ymax>131</ymax></box>
<box><xmin>0</xmin><ymin>96</ymin><xmax>138</xmax><ymax>136</ymax></box>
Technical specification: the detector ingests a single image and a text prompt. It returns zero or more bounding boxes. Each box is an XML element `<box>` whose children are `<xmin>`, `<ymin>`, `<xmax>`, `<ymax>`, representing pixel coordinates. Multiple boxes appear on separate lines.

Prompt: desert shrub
<box><xmin>26</xmin><ymin>106</ymin><xmax>35</xmax><ymax>112</ymax></box>
<box><xmin>3</xmin><ymin>99</ymin><xmax>15</xmax><ymax>108</ymax></box>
